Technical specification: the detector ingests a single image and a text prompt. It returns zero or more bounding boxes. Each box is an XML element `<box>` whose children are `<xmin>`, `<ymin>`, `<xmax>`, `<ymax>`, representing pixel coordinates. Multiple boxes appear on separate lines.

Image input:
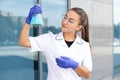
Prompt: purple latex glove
<box><xmin>56</xmin><ymin>56</ymin><xmax>79</xmax><ymax>70</ymax></box>
<box><xmin>26</xmin><ymin>5</ymin><xmax>42</xmax><ymax>24</ymax></box>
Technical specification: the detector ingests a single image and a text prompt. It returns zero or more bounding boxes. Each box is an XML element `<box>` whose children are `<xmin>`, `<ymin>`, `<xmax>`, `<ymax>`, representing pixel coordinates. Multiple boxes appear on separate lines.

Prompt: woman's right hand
<box><xmin>25</xmin><ymin>5</ymin><xmax>42</xmax><ymax>24</ymax></box>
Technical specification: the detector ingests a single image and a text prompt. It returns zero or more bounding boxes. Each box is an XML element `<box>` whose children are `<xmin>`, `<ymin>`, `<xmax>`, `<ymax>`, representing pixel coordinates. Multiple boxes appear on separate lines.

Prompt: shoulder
<box><xmin>81</xmin><ymin>39</ymin><xmax>90</xmax><ymax>48</ymax></box>
<box><xmin>75</xmin><ymin>34</ymin><xmax>90</xmax><ymax>47</ymax></box>
<box><xmin>81</xmin><ymin>39</ymin><xmax>89</xmax><ymax>45</ymax></box>
<box><xmin>37</xmin><ymin>31</ymin><xmax>56</xmax><ymax>37</ymax></box>
<box><xmin>36</xmin><ymin>31</ymin><xmax>61</xmax><ymax>40</ymax></box>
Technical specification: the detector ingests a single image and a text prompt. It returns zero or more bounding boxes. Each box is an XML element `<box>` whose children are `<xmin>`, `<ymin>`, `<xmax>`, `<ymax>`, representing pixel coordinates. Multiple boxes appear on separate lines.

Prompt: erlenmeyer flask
<box><xmin>30</xmin><ymin>4</ymin><xmax>44</xmax><ymax>26</ymax></box>
<box><xmin>30</xmin><ymin>14</ymin><xmax>44</xmax><ymax>26</ymax></box>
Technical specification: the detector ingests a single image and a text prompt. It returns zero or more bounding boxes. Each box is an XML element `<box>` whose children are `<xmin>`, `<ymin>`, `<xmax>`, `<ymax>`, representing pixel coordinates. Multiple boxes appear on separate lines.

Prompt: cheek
<box><xmin>72</xmin><ymin>25</ymin><xmax>79</xmax><ymax>30</ymax></box>
<box><xmin>62</xmin><ymin>19</ymin><xmax>66</xmax><ymax>25</ymax></box>
<box><xmin>61</xmin><ymin>20</ymin><xmax>64</xmax><ymax>25</ymax></box>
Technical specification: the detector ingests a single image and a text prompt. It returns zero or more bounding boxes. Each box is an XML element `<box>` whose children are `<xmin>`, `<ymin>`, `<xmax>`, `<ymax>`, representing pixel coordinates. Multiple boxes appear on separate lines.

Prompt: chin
<box><xmin>61</xmin><ymin>28</ymin><xmax>66</xmax><ymax>32</ymax></box>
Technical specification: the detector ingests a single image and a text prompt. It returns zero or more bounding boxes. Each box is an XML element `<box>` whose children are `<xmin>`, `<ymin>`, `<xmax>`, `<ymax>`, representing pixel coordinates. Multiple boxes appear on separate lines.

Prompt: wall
<box><xmin>70</xmin><ymin>0</ymin><xmax>113</xmax><ymax>80</ymax></box>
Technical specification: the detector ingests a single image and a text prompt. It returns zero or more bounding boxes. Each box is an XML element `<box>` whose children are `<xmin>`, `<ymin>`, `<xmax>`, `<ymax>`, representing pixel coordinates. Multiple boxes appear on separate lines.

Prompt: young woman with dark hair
<box><xmin>19</xmin><ymin>5</ymin><xmax>92</xmax><ymax>80</ymax></box>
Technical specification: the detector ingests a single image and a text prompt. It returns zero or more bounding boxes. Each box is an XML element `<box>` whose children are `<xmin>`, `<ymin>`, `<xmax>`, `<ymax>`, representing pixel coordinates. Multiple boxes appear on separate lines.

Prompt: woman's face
<box><xmin>61</xmin><ymin>10</ymin><xmax>82</xmax><ymax>34</ymax></box>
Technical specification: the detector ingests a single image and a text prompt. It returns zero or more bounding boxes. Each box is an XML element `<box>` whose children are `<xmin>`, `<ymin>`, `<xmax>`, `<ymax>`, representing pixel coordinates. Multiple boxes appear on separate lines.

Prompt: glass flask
<box><xmin>30</xmin><ymin>4</ymin><xmax>44</xmax><ymax>26</ymax></box>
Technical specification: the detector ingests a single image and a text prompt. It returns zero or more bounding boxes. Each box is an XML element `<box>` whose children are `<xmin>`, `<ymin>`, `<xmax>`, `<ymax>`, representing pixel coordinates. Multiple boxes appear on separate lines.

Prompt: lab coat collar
<box><xmin>55</xmin><ymin>32</ymin><xmax>83</xmax><ymax>45</ymax></box>
<box><xmin>55</xmin><ymin>32</ymin><xmax>63</xmax><ymax>40</ymax></box>
<box><xmin>75</xmin><ymin>34</ymin><xmax>84</xmax><ymax>45</ymax></box>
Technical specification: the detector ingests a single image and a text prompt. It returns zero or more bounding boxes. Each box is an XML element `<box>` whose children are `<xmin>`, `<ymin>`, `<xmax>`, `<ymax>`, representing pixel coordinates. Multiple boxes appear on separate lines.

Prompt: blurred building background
<box><xmin>71</xmin><ymin>0</ymin><xmax>113</xmax><ymax>80</ymax></box>
<box><xmin>113</xmin><ymin>0</ymin><xmax>120</xmax><ymax>80</ymax></box>
<box><xmin>0</xmin><ymin>0</ymin><xmax>116</xmax><ymax>80</ymax></box>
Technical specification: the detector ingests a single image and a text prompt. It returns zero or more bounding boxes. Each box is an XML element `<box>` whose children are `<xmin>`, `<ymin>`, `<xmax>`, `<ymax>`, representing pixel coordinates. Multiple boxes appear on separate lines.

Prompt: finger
<box><xmin>56</xmin><ymin>58</ymin><xmax>67</xmax><ymax>65</ymax></box>
<box><xmin>31</xmin><ymin>6</ymin><xmax>42</xmax><ymax>14</ymax></box>
<box><xmin>56</xmin><ymin>58</ymin><xmax>63</xmax><ymax>64</ymax></box>
<box><xmin>61</xmin><ymin>56</ymin><xmax>69</xmax><ymax>60</ymax></box>
<box><xmin>57</xmin><ymin>62</ymin><xmax>64</xmax><ymax>67</ymax></box>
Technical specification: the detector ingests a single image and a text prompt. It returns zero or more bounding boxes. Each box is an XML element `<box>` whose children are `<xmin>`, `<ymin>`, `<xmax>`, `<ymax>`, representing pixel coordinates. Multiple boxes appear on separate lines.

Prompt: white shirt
<box><xmin>29</xmin><ymin>32</ymin><xmax>92</xmax><ymax>80</ymax></box>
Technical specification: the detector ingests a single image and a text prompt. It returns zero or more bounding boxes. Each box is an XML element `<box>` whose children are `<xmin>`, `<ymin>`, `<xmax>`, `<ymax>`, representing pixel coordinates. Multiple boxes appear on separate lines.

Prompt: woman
<box><xmin>19</xmin><ymin>5</ymin><xmax>92</xmax><ymax>80</ymax></box>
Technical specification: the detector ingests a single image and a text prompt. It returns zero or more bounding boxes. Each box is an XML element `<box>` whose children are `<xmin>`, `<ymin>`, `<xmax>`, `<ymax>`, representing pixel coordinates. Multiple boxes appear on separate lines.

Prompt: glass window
<box><xmin>0</xmin><ymin>0</ymin><xmax>37</xmax><ymax>80</ymax></box>
<box><xmin>41</xmin><ymin>0</ymin><xmax>67</xmax><ymax>34</ymax></box>
<box><xmin>38</xmin><ymin>0</ymin><xmax>67</xmax><ymax>80</ymax></box>
<box><xmin>113</xmin><ymin>0</ymin><xmax>120</xmax><ymax>79</ymax></box>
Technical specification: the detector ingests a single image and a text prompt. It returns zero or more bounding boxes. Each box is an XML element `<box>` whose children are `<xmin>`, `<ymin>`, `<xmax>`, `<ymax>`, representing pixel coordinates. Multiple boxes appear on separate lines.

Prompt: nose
<box><xmin>62</xmin><ymin>18</ymin><xmax>68</xmax><ymax>24</ymax></box>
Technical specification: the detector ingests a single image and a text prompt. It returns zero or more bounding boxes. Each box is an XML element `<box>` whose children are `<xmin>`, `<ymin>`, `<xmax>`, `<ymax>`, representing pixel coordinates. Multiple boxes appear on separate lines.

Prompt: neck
<box><xmin>63</xmin><ymin>32</ymin><xmax>76</xmax><ymax>41</ymax></box>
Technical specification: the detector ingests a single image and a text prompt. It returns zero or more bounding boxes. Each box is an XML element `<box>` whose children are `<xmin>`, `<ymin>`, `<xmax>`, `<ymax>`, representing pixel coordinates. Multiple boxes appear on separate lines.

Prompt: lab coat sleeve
<box><xmin>82</xmin><ymin>43</ymin><xmax>93</xmax><ymax>72</ymax></box>
<box><xmin>28</xmin><ymin>35</ymin><xmax>46</xmax><ymax>52</ymax></box>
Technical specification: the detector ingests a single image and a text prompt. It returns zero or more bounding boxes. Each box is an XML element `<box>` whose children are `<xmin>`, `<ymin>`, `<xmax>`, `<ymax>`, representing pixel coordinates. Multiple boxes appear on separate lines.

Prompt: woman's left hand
<box><xmin>56</xmin><ymin>56</ymin><xmax>79</xmax><ymax>70</ymax></box>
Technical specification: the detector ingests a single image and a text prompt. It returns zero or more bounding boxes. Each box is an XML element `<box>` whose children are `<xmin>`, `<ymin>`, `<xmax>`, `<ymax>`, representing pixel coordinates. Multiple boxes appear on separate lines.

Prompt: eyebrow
<box><xmin>65</xmin><ymin>14</ymin><xmax>75</xmax><ymax>21</ymax></box>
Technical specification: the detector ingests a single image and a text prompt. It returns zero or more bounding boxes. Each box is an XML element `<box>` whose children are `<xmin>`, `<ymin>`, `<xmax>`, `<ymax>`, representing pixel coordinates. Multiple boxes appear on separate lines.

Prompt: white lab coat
<box><xmin>29</xmin><ymin>31</ymin><xmax>92</xmax><ymax>80</ymax></box>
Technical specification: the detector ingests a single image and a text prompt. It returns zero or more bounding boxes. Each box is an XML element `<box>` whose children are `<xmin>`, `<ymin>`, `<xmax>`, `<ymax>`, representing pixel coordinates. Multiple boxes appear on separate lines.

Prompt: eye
<box><xmin>68</xmin><ymin>18</ymin><xmax>74</xmax><ymax>23</ymax></box>
<box><xmin>63</xmin><ymin>15</ymin><xmax>67</xmax><ymax>20</ymax></box>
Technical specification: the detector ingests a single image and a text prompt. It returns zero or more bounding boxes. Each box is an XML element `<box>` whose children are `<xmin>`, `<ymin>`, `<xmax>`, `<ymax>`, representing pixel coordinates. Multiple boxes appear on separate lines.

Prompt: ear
<box><xmin>77</xmin><ymin>25</ymin><xmax>83</xmax><ymax>31</ymax></box>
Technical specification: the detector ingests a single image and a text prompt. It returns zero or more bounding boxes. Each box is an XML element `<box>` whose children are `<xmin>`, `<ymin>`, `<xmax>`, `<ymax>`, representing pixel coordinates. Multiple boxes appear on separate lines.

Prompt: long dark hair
<box><xmin>70</xmin><ymin>7</ymin><xmax>90</xmax><ymax>43</ymax></box>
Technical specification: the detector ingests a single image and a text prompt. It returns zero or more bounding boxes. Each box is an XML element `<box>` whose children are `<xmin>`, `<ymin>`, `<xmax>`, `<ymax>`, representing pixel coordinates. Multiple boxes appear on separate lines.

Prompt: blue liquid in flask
<box><xmin>30</xmin><ymin>14</ymin><xmax>44</xmax><ymax>26</ymax></box>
